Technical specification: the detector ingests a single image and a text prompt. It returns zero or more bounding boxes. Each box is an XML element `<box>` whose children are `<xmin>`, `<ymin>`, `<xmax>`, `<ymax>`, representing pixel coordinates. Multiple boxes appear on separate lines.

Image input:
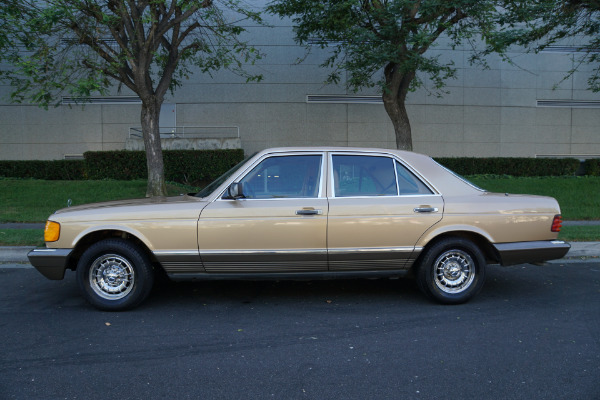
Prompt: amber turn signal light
<box><xmin>551</xmin><ymin>215</ymin><xmax>563</xmax><ymax>233</ymax></box>
<box><xmin>44</xmin><ymin>220</ymin><xmax>60</xmax><ymax>242</ymax></box>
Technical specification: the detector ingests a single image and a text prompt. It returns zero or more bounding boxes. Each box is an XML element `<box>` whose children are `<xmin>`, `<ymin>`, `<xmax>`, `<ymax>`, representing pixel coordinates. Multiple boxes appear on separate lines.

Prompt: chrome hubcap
<box><xmin>434</xmin><ymin>250</ymin><xmax>475</xmax><ymax>294</ymax></box>
<box><xmin>89</xmin><ymin>254</ymin><xmax>135</xmax><ymax>300</ymax></box>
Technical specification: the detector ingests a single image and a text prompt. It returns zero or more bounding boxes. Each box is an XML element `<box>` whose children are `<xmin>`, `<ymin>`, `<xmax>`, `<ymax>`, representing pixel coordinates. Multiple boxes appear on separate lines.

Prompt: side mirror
<box><xmin>227</xmin><ymin>182</ymin><xmax>245</xmax><ymax>199</ymax></box>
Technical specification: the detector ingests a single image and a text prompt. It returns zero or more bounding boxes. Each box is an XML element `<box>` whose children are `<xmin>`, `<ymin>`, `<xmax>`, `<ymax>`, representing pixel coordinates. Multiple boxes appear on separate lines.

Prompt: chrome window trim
<box><xmin>326</xmin><ymin>194</ymin><xmax>443</xmax><ymax>200</ymax></box>
<box><xmin>390</xmin><ymin>155</ymin><xmax>439</xmax><ymax>195</ymax></box>
<box><xmin>328</xmin><ymin>152</ymin><xmax>438</xmax><ymax>198</ymax></box>
<box><xmin>217</xmin><ymin>197</ymin><xmax>330</xmax><ymax>202</ymax></box>
<box><xmin>394</xmin><ymin>159</ymin><xmax>435</xmax><ymax>196</ymax></box>
<box><xmin>215</xmin><ymin>151</ymin><xmax>327</xmax><ymax>201</ymax></box>
<box><xmin>330</xmin><ymin>152</ymin><xmax>397</xmax><ymax>198</ymax></box>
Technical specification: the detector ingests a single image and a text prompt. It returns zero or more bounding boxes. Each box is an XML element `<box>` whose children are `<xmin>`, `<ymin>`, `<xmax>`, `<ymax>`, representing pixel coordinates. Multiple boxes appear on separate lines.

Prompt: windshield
<box><xmin>195</xmin><ymin>155</ymin><xmax>254</xmax><ymax>198</ymax></box>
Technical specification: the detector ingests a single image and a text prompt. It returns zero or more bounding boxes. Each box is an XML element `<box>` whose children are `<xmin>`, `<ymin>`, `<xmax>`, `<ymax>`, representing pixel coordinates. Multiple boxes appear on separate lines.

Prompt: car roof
<box><xmin>255</xmin><ymin>146</ymin><xmax>431</xmax><ymax>163</ymax></box>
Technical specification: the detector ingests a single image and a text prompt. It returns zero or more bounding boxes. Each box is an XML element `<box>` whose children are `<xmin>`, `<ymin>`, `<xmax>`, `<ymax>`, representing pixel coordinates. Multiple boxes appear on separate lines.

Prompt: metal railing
<box><xmin>128</xmin><ymin>126</ymin><xmax>240</xmax><ymax>139</ymax></box>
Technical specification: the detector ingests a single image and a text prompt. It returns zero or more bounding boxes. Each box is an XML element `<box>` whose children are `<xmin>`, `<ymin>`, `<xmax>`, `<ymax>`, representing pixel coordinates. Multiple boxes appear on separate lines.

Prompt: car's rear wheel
<box><xmin>76</xmin><ymin>239</ymin><xmax>154</xmax><ymax>311</ymax></box>
<box><xmin>416</xmin><ymin>238</ymin><xmax>486</xmax><ymax>304</ymax></box>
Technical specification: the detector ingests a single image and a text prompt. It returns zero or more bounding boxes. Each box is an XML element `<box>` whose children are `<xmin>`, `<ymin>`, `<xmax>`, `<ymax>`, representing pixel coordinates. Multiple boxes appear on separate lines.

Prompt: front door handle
<box><xmin>296</xmin><ymin>209</ymin><xmax>323</xmax><ymax>215</ymax></box>
<box><xmin>414</xmin><ymin>206</ymin><xmax>438</xmax><ymax>213</ymax></box>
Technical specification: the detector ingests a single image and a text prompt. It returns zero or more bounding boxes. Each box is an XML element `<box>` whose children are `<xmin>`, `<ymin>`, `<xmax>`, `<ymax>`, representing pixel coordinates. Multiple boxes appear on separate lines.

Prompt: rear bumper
<box><xmin>494</xmin><ymin>240</ymin><xmax>571</xmax><ymax>266</ymax></box>
<box><xmin>27</xmin><ymin>248</ymin><xmax>72</xmax><ymax>280</ymax></box>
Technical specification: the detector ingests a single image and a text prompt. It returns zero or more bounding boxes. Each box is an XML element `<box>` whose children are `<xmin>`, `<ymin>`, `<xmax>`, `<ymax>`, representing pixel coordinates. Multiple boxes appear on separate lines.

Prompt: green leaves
<box><xmin>0</xmin><ymin>0</ymin><xmax>265</xmax><ymax>196</ymax></box>
<box><xmin>0</xmin><ymin>0</ymin><xmax>265</xmax><ymax>106</ymax></box>
<box><xmin>490</xmin><ymin>0</ymin><xmax>600</xmax><ymax>92</ymax></box>
<box><xmin>267</xmin><ymin>0</ymin><xmax>502</xmax><ymax>95</ymax></box>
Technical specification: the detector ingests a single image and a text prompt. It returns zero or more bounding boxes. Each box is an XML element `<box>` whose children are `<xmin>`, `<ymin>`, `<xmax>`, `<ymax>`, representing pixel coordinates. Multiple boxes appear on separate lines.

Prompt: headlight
<box><xmin>44</xmin><ymin>220</ymin><xmax>60</xmax><ymax>242</ymax></box>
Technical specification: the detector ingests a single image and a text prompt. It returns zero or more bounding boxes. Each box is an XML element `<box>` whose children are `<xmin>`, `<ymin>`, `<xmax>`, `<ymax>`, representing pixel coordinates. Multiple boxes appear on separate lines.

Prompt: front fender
<box><xmin>71</xmin><ymin>224</ymin><xmax>155</xmax><ymax>251</ymax></box>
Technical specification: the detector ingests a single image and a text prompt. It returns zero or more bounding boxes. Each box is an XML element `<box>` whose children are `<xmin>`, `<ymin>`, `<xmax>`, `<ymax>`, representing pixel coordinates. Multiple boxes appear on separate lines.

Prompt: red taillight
<box><xmin>551</xmin><ymin>215</ymin><xmax>563</xmax><ymax>232</ymax></box>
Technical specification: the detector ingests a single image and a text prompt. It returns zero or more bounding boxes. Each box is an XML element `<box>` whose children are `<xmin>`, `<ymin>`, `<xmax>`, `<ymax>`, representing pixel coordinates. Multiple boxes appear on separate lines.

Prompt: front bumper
<box><xmin>27</xmin><ymin>248</ymin><xmax>73</xmax><ymax>280</ymax></box>
<box><xmin>494</xmin><ymin>240</ymin><xmax>571</xmax><ymax>266</ymax></box>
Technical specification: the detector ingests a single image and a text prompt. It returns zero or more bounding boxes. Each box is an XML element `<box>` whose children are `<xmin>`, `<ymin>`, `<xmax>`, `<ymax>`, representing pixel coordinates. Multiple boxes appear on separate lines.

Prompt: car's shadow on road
<box><xmin>15</xmin><ymin>263</ymin><xmax>562</xmax><ymax>312</ymax></box>
<box><xmin>144</xmin><ymin>264</ymin><xmax>553</xmax><ymax>310</ymax></box>
<box><xmin>147</xmin><ymin>275</ymin><xmax>427</xmax><ymax>309</ymax></box>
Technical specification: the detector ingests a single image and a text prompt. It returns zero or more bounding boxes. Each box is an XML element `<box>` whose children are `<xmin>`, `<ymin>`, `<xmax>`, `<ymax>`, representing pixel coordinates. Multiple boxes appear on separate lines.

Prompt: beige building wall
<box><xmin>1</xmin><ymin>11</ymin><xmax>599</xmax><ymax>160</ymax></box>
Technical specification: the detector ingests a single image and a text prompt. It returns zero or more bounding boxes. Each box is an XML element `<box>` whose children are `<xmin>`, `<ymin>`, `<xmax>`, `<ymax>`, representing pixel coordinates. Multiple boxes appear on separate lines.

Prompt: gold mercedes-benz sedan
<box><xmin>28</xmin><ymin>147</ymin><xmax>570</xmax><ymax>310</ymax></box>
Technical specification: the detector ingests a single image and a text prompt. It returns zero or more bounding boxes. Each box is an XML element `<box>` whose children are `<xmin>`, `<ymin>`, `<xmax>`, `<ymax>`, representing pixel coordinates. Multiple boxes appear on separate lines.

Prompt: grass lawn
<box><xmin>0</xmin><ymin>179</ymin><xmax>197</xmax><ymax>223</ymax></box>
<box><xmin>559</xmin><ymin>226</ymin><xmax>600</xmax><ymax>242</ymax></box>
<box><xmin>0</xmin><ymin>229</ymin><xmax>44</xmax><ymax>247</ymax></box>
<box><xmin>0</xmin><ymin>177</ymin><xmax>598</xmax><ymax>245</ymax></box>
<box><xmin>469</xmin><ymin>176</ymin><xmax>600</xmax><ymax>220</ymax></box>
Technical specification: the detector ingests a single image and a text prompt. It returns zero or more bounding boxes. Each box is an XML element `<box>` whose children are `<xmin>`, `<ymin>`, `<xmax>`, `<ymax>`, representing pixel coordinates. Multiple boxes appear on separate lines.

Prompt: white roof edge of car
<box><xmin>255</xmin><ymin>146</ymin><xmax>432</xmax><ymax>159</ymax></box>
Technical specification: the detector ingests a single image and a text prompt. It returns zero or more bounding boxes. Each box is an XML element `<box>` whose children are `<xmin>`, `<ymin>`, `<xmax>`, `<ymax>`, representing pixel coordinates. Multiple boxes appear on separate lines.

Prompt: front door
<box><xmin>198</xmin><ymin>153</ymin><xmax>328</xmax><ymax>273</ymax></box>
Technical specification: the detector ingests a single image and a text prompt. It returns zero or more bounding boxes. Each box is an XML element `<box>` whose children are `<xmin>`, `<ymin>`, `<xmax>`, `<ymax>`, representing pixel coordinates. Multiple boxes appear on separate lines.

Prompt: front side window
<box><xmin>239</xmin><ymin>155</ymin><xmax>322</xmax><ymax>199</ymax></box>
<box><xmin>332</xmin><ymin>155</ymin><xmax>397</xmax><ymax>197</ymax></box>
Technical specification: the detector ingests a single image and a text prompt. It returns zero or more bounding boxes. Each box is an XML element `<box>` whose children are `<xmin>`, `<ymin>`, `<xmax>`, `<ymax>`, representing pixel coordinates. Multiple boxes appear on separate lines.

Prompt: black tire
<box><xmin>416</xmin><ymin>238</ymin><xmax>486</xmax><ymax>304</ymax></box>
<box><xmin>76</xmin><ymin>239</ymin><xmax>154</xmax><ymax>311</ymax></box>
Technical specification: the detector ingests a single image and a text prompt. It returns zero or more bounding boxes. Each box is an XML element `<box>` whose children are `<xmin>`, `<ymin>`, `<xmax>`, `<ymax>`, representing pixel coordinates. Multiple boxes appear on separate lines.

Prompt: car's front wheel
<box><xmin>76</xmin><ymin>239</ymin><xmax>154</xmax><ymax>311</ymax></box>
<box><xmin>416</xmin><ymin>238</ymin><xmax>486</xmax><ymax>304</ymax></box>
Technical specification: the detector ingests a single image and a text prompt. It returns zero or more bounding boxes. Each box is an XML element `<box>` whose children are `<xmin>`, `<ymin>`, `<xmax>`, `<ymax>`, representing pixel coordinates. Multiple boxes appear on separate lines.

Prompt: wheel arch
<box><xmin>67</xmin><ymin>229</ymin><xmax>157</xmax><ymax>271</ymax></box>
<box><xmin>415</xmin><ymin>230</ymin><xmax>500</xmax><ymax>268</ymax></box>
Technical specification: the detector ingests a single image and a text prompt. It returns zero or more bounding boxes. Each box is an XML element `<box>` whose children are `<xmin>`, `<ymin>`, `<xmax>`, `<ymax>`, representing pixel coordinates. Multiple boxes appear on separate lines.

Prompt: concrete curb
<box><xmin>0</xmin><ymin>246</ymin><xmax>35</xmax><ymax>263</ymax></box>
<box><xmin>562</xmin><ymin>242</ymin><xmax>600</xmax><ymax>259</ymax></box>
<box><xmin>1</xmin><ymin>243</ymin><xmax>599</xmax><ymax>265</ymax></box>
<box><xmin>0</xmin><ymin>223</ymin><xmax>45</xmax><ymax>230</ymax></box>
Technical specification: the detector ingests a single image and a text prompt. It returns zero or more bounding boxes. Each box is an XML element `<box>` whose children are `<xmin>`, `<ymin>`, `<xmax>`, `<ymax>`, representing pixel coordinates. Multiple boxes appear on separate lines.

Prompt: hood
<box><xmin>53</xmin><ymin>195</ymin><xmax>198</xmax><ymax>214</ymax></box>
<box><xmin>49</xmin><ymin>195</ymin><xmax>208</xmax><ymax>223</ymax></box>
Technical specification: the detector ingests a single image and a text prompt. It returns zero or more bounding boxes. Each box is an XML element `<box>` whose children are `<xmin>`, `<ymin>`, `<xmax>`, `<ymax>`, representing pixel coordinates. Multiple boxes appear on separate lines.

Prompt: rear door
<box><xmin>327</xmin><ymin>152</ymin><xmax>443</xmax><ymax>271</ymax></box>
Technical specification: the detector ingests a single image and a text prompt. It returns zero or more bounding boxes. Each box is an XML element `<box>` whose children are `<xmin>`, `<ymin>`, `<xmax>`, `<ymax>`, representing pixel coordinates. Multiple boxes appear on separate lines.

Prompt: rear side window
<box><xmin>332</xmin><ymin>155</ymin><xmax>397</xmax><ymax>197</ymax></box>
<box><xmin>395</xmin><ymin>161</ymin><xmax>433</xmax><ymax>195</ymax></box>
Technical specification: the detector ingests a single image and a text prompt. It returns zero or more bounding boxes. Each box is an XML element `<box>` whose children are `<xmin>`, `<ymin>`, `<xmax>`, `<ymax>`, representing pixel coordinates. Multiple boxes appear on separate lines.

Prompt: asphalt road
<box><xmin>1</xmin><ymin>262</ymin><xmax>599</xmax><ymax>400</ymax></box>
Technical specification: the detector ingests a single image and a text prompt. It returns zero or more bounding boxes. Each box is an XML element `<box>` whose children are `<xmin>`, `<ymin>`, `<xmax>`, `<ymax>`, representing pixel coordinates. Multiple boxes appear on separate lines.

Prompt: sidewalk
<box><xmin>0</xmin><ymin>246</ymin><xmax>34</xmax><ymax>263</ymax></box>
<box><xmin>1</xmin><ymin>243</ymin><xmax>598</xmax><ymax>265</ymax></box>
<box><xmin>0</xmin><ymin>223</ymin><xmax>45</xmax><ymax>229</ymax></box>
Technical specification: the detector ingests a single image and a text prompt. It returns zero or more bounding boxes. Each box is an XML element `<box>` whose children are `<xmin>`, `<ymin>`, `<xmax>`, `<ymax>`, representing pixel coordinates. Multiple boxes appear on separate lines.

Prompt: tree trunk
<box><xmin>382</xmin><ymin>64</ymin><xmax>416</xmax><ymax>151</ymax></box>
<box><xmin>141</xmin><ymin>100</ymin><xmax>167</xmax><ymax>197</ymax></box>
<box><xmin>382</xmin><ymin>93</ymin><xmax>413</xmax><ymax>151</ymax></box>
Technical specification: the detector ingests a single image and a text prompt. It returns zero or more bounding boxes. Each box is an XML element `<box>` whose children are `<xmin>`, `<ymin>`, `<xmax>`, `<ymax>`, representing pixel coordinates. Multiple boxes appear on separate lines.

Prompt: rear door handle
<box><xmin>414</xmin><ymin>207</ymin><xmax>438</xmax><ymax>213</ymax></box>
<box><xmin>296</xmin><ymin>209</ymin><xmax>323</xmax><ymax>215</ymax></box>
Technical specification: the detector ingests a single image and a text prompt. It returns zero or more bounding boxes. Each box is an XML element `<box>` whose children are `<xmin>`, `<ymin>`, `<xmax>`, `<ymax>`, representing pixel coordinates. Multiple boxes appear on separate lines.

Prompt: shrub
<box><xmin>83</xmin><ymin>149</ymin><xmax>245</xmax><ymax>185</ymax></box>
<box><xmin>163</xmin><ymin>149</ymin><xmax>245</xmax><ymax>186</ymax></box>
<box><xmin>0</xmin><ymin>150</ymin><xmax>246</xmax><ymax>184</ymax></box>
<box><xmin>83</xmin><ymin>151</ymin><xmax>146</xmax><ymax>180</ymax></box>
<box><xmin>0</xmin><ymin>153</ymin><xmax>586</xmax><ymax>181</ymax></box>
<box><xmin>0</xmin><ymin>159</ymin><xmax>85</xmax><ymax>180</ymax></box>
<box><xmin>585</xmin><ymin>159</ymin><xmax>600</xmax><ymax>176</ymax></box>
<box><xmin>434</xmin><ymin>157</ymin><xmax>581</xmax><ymax>177</ymax></box>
